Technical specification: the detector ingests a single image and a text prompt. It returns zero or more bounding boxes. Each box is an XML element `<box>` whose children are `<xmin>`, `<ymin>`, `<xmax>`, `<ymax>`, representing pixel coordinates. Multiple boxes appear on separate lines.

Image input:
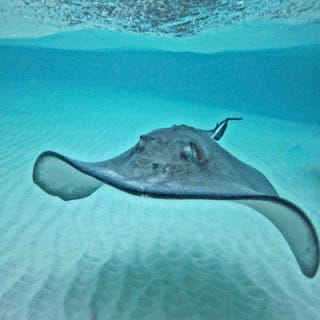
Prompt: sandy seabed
<box><xmin>0</xmin><ymin>86</ymin><xmax>319</xmax><ymax>319</ymax></box>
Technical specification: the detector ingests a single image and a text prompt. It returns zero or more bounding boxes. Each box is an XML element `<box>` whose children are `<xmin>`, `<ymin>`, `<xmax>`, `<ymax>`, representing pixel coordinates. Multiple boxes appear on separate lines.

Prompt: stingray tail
<box><xmin>209</xmin><ymin>117</ymin><xmax>243</xmax><ymax>141</ymax></box>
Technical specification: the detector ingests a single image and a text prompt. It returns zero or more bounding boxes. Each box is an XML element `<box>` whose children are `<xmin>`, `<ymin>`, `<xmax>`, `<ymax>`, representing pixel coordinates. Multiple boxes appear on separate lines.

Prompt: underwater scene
<box><xmin>0</xmin><ymin>1</ymin><xmax>320</xmax><ymax>319</ymax></box>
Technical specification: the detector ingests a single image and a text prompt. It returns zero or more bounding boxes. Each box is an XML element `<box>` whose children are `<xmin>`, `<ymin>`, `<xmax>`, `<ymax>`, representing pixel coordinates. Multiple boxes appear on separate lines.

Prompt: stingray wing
<box><xmin>33</xmin><ymin>150</ymin><xmax>319</xmax><ymax>277</ymax></box>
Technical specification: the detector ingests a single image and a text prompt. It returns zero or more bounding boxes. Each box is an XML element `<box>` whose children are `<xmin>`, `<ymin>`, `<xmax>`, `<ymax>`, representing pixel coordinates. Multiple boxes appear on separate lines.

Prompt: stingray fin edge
<box><xmin>33</xmin><ymin>151</ymin><xmax>103</xmax><ymax>201</ymax></box>
<box><xmin>237</xmin><ymin>197</ymin><xmax>319</xmax><ymax>278</ymax></box>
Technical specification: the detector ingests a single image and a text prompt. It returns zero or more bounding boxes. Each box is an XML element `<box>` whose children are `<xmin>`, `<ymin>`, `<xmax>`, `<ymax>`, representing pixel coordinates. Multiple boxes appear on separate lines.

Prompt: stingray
<box><xmin>33</xmin><ymin>118</ymin><xmax>319</xmax><ymax>278</ymax></box>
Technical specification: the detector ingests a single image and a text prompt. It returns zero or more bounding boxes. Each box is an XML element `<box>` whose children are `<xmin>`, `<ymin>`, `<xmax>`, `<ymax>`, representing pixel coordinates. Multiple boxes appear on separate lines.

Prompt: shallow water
<box><xmin>1</xmin><ymin>2</ymin><xmax>320</xmax><ymax>320</ymax></box>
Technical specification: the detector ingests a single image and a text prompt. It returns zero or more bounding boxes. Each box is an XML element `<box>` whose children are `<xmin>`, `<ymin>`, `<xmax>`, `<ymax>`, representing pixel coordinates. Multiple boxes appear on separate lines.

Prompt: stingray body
<box><xmin>33</xmin><ymin>121</ymin><xmax>319</xmax><ymax>277</ymax></box>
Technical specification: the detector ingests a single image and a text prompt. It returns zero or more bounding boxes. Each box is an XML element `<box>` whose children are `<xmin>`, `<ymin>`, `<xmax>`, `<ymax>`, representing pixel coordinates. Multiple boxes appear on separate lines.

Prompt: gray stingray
<box><xmin>33</xmin><ymin>118</ymin><xmax>319</xmax><ymax>278</ymax></box>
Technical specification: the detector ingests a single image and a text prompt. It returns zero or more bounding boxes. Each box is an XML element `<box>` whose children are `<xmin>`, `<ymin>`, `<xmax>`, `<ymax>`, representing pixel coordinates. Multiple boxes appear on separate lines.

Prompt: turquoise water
<box><xmin>1</xmin><ymin>45</ymin><xmax>320</xmax><ymax>122</ymax></box>
<box><xmin>1</xmin><ymin>3</ymin><xmax>320</xmax><ymax>319</ymax></box>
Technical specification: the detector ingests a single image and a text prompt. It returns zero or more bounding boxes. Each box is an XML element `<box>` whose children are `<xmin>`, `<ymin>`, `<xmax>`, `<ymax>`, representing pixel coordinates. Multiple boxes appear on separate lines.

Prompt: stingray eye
<box><xmin>189</xmin><ymin>142</ymin><xmax>203</xmax><ymax>161</ymax></box>
<box><xmin>135</xmin><ymin>135</ymin><xmax>156</xmax><ymax>152</ymax></box>
<box><xmin>180</xmin><ymin>142</ymin><xmax>203</xmax><ymax>162</ymax></box>
<box><xmin>135</xmin><ymin>135</ymin><xmax>147</xmax><ymax>152</ymax></box>
<box><xmin>140</xmin><ymin>135</ymin><xmax>148</xmax><ymax>142</ymax></box>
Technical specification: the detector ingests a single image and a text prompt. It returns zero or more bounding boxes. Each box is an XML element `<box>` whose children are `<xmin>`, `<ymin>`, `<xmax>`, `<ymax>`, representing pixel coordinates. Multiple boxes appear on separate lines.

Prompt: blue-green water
<box><xmin>1</xmin><ymin>45</ymin><xmax>320</xmax><ymax>122</ymax></box>
<box><xmin>1</xmin><ymin>4</ymin><xmax>320</xmax><ymax>319</ymax></box>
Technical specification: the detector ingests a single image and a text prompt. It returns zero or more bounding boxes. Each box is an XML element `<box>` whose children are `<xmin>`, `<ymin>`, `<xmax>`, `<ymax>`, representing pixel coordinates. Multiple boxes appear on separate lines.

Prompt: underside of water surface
<box><xmin>0</xmin><ymin>1</ymin><xmax>320</xmax><ymax>320</ymax></box>
<box><xmin>1</xmin><ymin>0</ymin><xmax>320</xmax><ymax>37</ymax></box>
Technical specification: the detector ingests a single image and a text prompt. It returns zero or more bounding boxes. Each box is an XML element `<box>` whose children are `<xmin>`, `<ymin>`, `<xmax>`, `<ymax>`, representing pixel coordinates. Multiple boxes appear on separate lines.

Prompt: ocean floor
<box><xmin>0</xmin><ymin>82</ymin><xmax>319</xmax><ymax>319</ymax></box>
